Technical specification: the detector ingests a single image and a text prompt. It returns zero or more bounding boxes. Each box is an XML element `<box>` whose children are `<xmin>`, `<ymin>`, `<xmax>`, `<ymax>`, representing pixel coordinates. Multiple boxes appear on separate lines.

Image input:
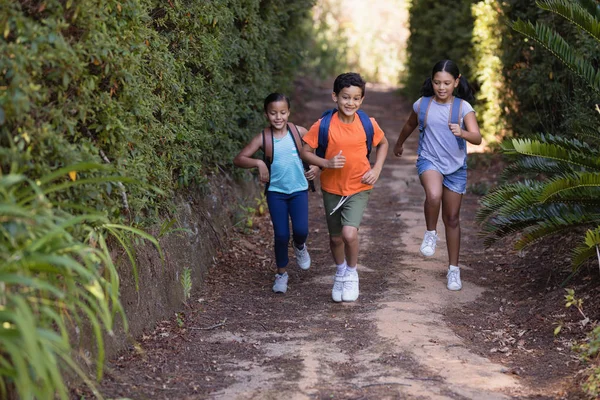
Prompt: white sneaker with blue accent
<box><xmin>272</xmin><ymin>272</ymin><xmax>288</xmax><ymax>293</ymax></box>
<box><xmin>294</xmin><ymin>244</ymin><xmax>311</xmax><ymax>270</ymax></box>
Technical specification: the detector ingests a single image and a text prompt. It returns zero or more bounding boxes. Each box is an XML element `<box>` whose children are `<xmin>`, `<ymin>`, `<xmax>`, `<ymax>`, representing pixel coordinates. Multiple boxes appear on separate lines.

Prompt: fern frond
<box><xmin>504</xmin><ymin>137</ymin><xmax>600</xmax><ymax>170</ymax></box>
<box><xmin>476</xmin><ymin>181</ymin><xmax>544</xmax><ymax>223</ymax></box>
<box><xmin>537</xmin><ymin>0</ymin><xmax>600</xmax><ymax>41</ymax></box>
<box><xmin>511</xmin><ymin>19</ymin><xmax>600</xmax><ymax>91</ymax></box>
<box><xmin>540</xmin><ymin>172</ymin><xmax>600</xmax><ymax>202</ymax></box>
<box><xmin>501</xmin><ymin>157</ymin><xmax>573</xmax><ymax>180</ymax></box>
<box><xmin>571</xmin><ymin>225</ymin><xmax>600</xmax><ymax>270</ymax></box>
<box><xmin>576</xmin><ymin>0</ymin><xmax>600</xmax><ymax>19</ymax></box>
<box><xmin>515</xmin><ymin>212</ymin><xmax>600</xmax><ymax>249</ymax></box>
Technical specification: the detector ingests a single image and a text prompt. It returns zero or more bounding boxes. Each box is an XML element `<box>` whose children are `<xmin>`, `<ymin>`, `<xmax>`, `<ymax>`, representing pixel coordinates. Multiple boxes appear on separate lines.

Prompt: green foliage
<box><xmin>470</xmin><ymin>0</ymin><xmax>507</xmax><ymax>142</ymax></box>
<box><xmin>305</xmin><ymin>0</ymin><xmax>407</xmax><ymax>84</ymax></box>
<box><xmin>498</xmin><ymin>0</ymin><xmax>600</xmax><ymax>139</ymax></box>
<box><xmin>401</xmin><ymin>0</ymin><xmax>475</xmax><ymax>100</ymax></box>
<box><xmin>1</xmin><ymin>0</ymin><xmax>315</xmax><ymax>221</ymax></box>
<box><xmin>0</xmin><ymin>168</ymin><xmax>131</xmax><ymax>399</ymax></box>
<box><xmin>181</xmin><ymin>266</ymin><xmax>192</xmax><ymax>302</ymax></box>
<box><xmin>479</xmin><ymin>1</ymin><xmax>600</xmax><ymax>276</ymax></box>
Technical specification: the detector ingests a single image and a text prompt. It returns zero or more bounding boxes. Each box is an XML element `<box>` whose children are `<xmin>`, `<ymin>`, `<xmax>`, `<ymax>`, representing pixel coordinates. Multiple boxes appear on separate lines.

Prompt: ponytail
<box><xmin>456</xmin><ymin>75</ymin><xmax>475</xmax><ymax>103</ymax></box>
<box><xmin>420</xmin><ymin>77</ymin><xmax>435</xmax><ymax>98</ymax></box>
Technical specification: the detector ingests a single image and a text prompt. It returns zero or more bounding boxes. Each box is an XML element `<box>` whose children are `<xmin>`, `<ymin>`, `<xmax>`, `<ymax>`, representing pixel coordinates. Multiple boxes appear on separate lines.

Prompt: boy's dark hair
<box><xmin>333</xmin><ymin>72</ymin><xmax>366</xmax><ymax>96</ymax></box>
<box><xmin>420</xmin><ymin>60</ymin><xmax>475</xmax><ymax>103</ymax></box>
<box><xmin>263</xmin><ymin>93</ymin><xmax>290</xmax><ymax>112</ymax></box>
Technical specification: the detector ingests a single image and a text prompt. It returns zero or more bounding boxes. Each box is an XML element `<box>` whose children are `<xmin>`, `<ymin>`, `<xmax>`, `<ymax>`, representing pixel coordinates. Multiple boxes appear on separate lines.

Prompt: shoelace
<box><xmin>424</xmin><ymin>233</ymin><xmax>436</xmax><ymax>248</ymax></box>
<box><xmin>448</xmin><ymin>270</ymin><xmax>459</xmax><ymax>284</ymax></box>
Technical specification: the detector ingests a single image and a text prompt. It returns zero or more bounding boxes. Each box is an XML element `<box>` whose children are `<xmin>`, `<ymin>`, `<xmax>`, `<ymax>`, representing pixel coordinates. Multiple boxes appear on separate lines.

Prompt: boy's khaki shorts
<box><xmin>322</xmin><ymin>190</ymin><xmax>371</xmax><ymax>236</ymax></box>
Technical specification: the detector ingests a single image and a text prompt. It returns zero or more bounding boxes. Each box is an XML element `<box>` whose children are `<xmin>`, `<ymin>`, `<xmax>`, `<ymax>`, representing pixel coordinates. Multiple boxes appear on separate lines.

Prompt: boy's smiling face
<box><xmin>333</xmin><ymin>85</ymin><xmax>364</xmax><ymax>119</ymax></box>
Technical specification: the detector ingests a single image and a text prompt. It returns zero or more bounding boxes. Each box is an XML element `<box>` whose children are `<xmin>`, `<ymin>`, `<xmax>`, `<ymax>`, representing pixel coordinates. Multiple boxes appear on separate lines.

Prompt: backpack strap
<box><xmin>288</xmin><ymin>123</ymin><xmax>315</xmax><ymax>192</ymax></box>
<box><xmin>449</xmin><ymin>97</ymin><xmax>466</xmax><ymax>151</ymax></box>
<box><xmin>262</xmin><ymin>128</ymin><xmax>274</xmax><ymax>167</ymax></box>
<box><xmin>261</xmin><ymin>128</ymin><xmax>274</xmax><ymax>195</ymax></box>
<box><xmin>356</xmin><ymin>109</ymin><xmax>374</xmax><ymax>159</ymax></box>
<box><xmin>417</xmin><ymin>96</ymin><xmax>434</xmax><ymax>132</ymax></box>
<box><xmin>317</xmin><ymin>108</ymin><xmax>375</xmax><ymax>160</ymax></box>
<box><xmin>316</xmin><ymin>108</ymin><xmax>336</xmax><ymax>159</ymax></box>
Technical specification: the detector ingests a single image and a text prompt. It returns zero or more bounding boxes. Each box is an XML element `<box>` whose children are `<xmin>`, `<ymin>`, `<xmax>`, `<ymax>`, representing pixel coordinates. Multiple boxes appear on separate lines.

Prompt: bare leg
<box><xmin>330</xmin><ymin>235</ymin><xmax>345</xmax><ymax>265</ymax></box>
<box><xmin>341</xmin><ymin>226</ymin><xmax>359</xmax><ymax>267</ymax></box>
<box><xmin>442</xmin><ymin>187</ymin><xmax>463</xmax><ymax>266</ymax></box>
<box><xmin>419</xmin><ymin>170</ymin><xmax>444</xmax><ymax>231</ymax></box>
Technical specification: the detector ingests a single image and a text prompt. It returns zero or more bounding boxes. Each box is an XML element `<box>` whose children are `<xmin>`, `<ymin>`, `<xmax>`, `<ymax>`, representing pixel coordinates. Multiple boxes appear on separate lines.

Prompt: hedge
<box><xmin>0</xmin><ymin>0</ymin><xmax>315</xmax><ymax>221</ymax></box>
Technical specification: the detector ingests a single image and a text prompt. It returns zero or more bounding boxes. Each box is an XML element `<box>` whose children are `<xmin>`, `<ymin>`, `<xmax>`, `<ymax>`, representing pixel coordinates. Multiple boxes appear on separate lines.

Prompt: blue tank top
<box><xmin>268</xmin><ymin>130</ymin><xmax>309</xmax><ymax>194</ymax></box>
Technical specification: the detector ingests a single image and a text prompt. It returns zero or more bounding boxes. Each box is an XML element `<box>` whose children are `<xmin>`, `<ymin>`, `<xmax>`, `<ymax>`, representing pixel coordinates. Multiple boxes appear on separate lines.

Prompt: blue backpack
<box><xmin>417</xmin><ymin>96</ymin><xmax>466</xmax><ymax>151</ymax></box>
<box><xmin>316</xmin><ymin>109</ymin><xmax>375</xmax><ymax>160</ymax></box>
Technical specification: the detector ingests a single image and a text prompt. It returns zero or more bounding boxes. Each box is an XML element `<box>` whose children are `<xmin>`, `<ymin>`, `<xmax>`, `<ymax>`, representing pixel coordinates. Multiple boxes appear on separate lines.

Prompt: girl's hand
<box><xmin>393</xmin><ymin>143</ymin><xmax>404</xmax><ymax>157</ymax></box>
<box><xmin>326</xmin><ymin>150</ymin><xmax>346</xmax><ymax>169</ymax></box>
<box><xmin>257</xmin><ymin>161</ymin><xmax>270</xmax><ymax>183</ymax></box>
<box><xmin>361</xmin><ymin>168</ymin><xmax>380</xmax><ymax>185</ymax></box>
<box><xmin>305</xmin><ymin>165</ymin><xmax>320</xmax><ymax>181</ymax></box>
<box><xmin>449</xmin><ymin>123</ymin><xmax>462</xmax><ymax>137</ymax></box>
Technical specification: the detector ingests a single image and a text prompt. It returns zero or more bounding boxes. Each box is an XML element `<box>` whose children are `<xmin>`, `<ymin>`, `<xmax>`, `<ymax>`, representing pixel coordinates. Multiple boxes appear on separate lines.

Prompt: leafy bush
<box><xmin>0</xmin><ymin>163</ymin><xmax>161</xmax><ymax>399</ymax></box>
<box><xmin>401</xmin><ymin>0</ymin><xmax>475</xmax><ymax>100</ymax></box>
<box><xmin>0</xmin><ymin>0</ymin><xmax>314</xmax><ymax>221</ymax></box>
<box><xmin>478</xmin><ymin>0</ymin><xmax>600</xmax><ymax>276</ymax></box>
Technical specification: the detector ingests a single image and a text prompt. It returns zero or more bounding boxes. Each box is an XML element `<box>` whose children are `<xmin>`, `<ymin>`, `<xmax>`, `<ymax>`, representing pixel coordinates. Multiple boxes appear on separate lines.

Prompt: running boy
<box><xmin>301</xmin><ymin>72</ymin><xmax>388</xmax><ymax>302</ymax></box>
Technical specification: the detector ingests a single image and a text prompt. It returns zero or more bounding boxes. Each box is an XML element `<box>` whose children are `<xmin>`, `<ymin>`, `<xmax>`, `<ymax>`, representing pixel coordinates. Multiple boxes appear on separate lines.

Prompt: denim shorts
<box><xmin>416</xmin><ymin>157</ymin><xmax>467</xmax><ymax>194</ymax></box>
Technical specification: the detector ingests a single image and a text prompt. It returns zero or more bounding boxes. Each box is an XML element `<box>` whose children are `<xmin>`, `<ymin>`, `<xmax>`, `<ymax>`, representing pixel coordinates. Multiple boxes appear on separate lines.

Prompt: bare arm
<box><xmin>233</xmin><ymin>133</ymin><xmax>270</xmax><ymax>183</ymax></box>
<box><xmin>449</xmin><ymin>111</ymin><xmax>482</xmax><ymax>145</ymax></box>
<box><xmin>393</xmin><ymin>110</ymin><xmax>418</xmax><ymax>157</ymax></box>
<box><xmin>361</xmin><ymin>135</ymin><xmax>389</xmax><ymax>185</ymax></box>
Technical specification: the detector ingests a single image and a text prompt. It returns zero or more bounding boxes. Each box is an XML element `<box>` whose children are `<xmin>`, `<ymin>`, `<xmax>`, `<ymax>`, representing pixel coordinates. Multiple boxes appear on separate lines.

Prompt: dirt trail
<box><xmin>91</xmin><ymin>84</ymin><xmax>539</xmax><ymax>400</ymax></box>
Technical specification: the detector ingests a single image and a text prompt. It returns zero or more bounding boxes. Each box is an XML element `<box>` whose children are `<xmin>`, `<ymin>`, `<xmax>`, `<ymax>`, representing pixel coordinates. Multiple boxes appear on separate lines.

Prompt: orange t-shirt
<box><xmin>304</xmin><ymin>113</ymin><xmax>385</xmax><ymax>196</ymax></box>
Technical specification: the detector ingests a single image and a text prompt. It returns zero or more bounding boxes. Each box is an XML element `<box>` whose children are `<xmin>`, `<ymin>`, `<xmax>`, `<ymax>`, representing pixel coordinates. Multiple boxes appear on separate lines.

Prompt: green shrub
<box><xmin>0</xmin><ymin>163</ymin><xmax>162</xmax><ymax>399</ymax></box>
<box><xmin>0</xmin><ymin>0</ymin><xmax>314</xmax><ymax>221</ymax></box>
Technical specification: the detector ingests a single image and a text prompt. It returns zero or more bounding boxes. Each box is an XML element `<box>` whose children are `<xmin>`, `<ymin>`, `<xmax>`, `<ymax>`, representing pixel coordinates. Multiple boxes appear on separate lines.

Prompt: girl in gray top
<box><xmin>393</xmin><ymin>60</ymin><xmax>482</xmax><ymax>291</ymax></box>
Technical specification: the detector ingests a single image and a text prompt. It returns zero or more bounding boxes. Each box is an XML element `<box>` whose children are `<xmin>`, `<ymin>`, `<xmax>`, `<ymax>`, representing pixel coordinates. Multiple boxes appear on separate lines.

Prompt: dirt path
<box><xmin>89</xmin><ymin>83</ymin><xmax>568</xmax><ymax>399</ymax></box>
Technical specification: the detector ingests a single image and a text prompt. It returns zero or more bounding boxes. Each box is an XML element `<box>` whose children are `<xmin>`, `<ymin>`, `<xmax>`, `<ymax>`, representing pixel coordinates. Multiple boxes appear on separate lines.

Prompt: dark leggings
<box><xmin>266</xmin><ymin>190</ymin><xmax>309</xmax><ymax>268</ymax></box>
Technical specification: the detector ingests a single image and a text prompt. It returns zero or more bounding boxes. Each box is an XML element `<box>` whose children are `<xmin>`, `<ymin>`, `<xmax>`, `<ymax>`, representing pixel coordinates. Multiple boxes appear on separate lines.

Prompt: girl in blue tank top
<box><xmin>393</xmin><ymin>60</ymin><xmax>482</xmax><ymax>292</ymax></box>
<box><xmin>234</xmin><ymin>93</ymin><xmax>319</xmax><ymax>294</ymax></box>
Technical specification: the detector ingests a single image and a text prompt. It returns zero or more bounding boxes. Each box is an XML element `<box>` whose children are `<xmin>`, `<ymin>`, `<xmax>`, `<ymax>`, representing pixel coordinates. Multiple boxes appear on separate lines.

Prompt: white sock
<box><xmin>449</xmin><ymin>265</ymin><xmax>459</xmax><ymax>271</ymax></box>
<box><xmin>346</xmin><ymin>266</ymin><xmax>357</xmax><ymax>274</ymax></box>
<box><xmin>427</xmin><ymin>229</ymin><xmax>437</xmax><ymax>235</ymax></box>
<box><xmin>336</xmin><ymin>261</ymin><xmax>347</xmax><ymax>276</ymax></box>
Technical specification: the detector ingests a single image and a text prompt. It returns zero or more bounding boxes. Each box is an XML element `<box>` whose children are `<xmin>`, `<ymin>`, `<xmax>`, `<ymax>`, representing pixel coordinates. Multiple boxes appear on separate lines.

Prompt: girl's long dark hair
<box><xmin>420</xmin><ymin>60</ymin><xmax>475</xmax><ymax>103</ymax></box>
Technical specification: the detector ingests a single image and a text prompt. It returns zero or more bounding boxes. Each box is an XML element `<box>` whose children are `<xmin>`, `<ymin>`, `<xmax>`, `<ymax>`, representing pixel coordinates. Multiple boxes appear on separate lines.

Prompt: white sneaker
<box><xmin>294</xmin><ymin>244</ymin><xmax>311</xmax><ymax>270</ymax></box>
<box><xmin>272</xmin><ymin>272</ymin><xmax>288</xmax><ymax>293</ymax></box>
<box><xmin>332</xmin><ymin>275</ymin><xmax>344</xmax><ymax>302</ymax></box>
<box><xmin>447</xmin><ymin>266</ymin><xmax>462</xmax><ymax>291</ymax></box>
<box><xmin>342</xmin><ymin>271</ymin><xmax>359</xmax><ymax>302</ymax></box>
<box><xmin>420</xmin><ymin>230</ymin><xmax>438</xmax><ymax>257</ymax></box>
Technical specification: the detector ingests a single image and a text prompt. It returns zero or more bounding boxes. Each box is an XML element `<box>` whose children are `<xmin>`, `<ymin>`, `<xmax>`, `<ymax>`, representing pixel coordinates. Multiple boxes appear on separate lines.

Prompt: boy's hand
<box><xmin>305</xmin><ymin>165</ymin><xmax>320</xmax><ymax>181</ymax></box>
<box><xmin>449</xmin><ymin>123</ymin><xmax>462</xmax><ymax>137</ymax></box>
<box><xmin>326</xmin><ymin>150</ymin><xmax>346</xmax><ymax>169</ymax></box>
<box><xmin>393</xmin><ymin>143</ymin><xmax>404</xmax><ymax>157</ymax></box>
<box><xmin>361</xmin><ymin>168</ymin><xmax>381</xmax><ymax>185</ymax></box>
<box><xmin>257</xmin><ymin>160</ymin><xmax>270</xmax><ymax>183</ymax></box>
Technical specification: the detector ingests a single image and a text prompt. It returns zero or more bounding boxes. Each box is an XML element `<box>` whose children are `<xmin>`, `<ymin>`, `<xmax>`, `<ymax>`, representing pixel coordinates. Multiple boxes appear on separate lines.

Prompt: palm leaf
<box><xmin>511</xmin><ymin>19</ymin><xmax>600</xmax><ymax>91</ymax></box>
<box><xmin>539</xmin><ymin>172</ymin><xmax>600</xmax><ymax>202</ymax></box>
<box><xmin>537</xmin><ymin>0</ymin><xmax>600</xmax><ymax>41</ymax></box>
<box><xmin>503</xmin><ymin>137</ymin><xmax>600</xmax><ymax>170</ymax></box>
